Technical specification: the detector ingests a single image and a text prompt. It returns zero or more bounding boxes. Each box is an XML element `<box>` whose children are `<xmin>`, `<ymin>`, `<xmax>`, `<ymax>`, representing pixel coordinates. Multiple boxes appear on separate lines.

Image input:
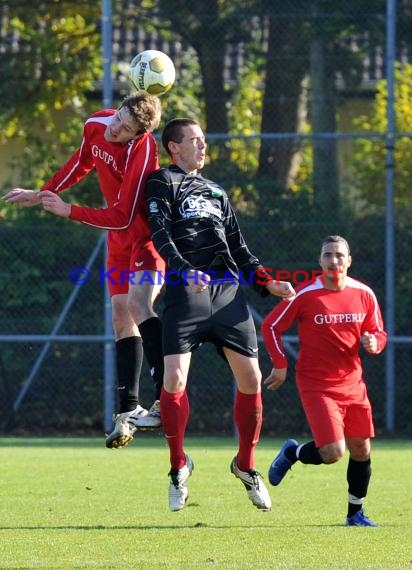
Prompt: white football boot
<box><xmin>105</xmin><ymin>405</ymin><xmax>148</xmax><ymax>449</ymax></box>
<box><xmin>230</xmin><ymin>457</ymin><xmax>272</xmax><ymax>511</ymax></box>
<box><xmin>134</xmin><ymin>400</ymin><xmax>161</xmax><ymax>429</ymax></box>
<box><xmin>168</xmin><ymin>455</ymin><xmax>194</xmax><ymax>511</ymax></box>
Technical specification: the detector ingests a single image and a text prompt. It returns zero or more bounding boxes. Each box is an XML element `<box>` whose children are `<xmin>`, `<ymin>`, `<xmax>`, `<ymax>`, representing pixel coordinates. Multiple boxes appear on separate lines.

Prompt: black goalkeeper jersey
<box><xmin>146</xmin><ymin>164</ymin><xmax>270</xmax><ymax>296</ymax></box>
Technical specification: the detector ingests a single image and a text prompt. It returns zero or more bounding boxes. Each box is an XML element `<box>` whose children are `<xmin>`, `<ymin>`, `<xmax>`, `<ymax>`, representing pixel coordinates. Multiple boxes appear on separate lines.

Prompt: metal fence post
<box><xmin>385</xmin><ymin>0</ymin><xmax>396</xmax><ymax>433</ymax></box>
<box><xmin>102</xmin><ymin>0</ymin><xmax>116</xmax><ymax>433</ymax></box>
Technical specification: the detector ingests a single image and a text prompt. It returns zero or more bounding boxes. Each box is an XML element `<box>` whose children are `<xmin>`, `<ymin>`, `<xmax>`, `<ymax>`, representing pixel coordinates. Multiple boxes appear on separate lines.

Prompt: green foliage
<box><xmin>0</xmin><ymin>2</ymin><xmax>101</xmax><ymax>188</ymax></box>
<box><xmin>0</xmin><ymin>218</ymin><xmax>102</xmax><ymax>328</ymax></box>
<box><xmin>158</xmin><ymin>49</ymin><xmax>205</xmax><ymax>128</ymax></box>
<box><xmin>351</xmin><ymin>62</ymin><xmax>412</xmax><ymax>213</ymax></box>
<box><xmin>228</xmin><ymin>63</ymin><xmax>263</xmax><ymax>175</ymax></box>
<box><xmin>111</xmin><ymin>0</ymin><xmax>206</xmax><ymax>145</ymax></box>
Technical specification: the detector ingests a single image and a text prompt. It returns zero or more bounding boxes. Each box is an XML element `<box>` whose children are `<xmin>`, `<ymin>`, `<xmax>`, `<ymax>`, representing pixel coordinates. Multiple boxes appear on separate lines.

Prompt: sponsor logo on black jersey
<box><xmin>179</xmin><ymin>194</ymin><xmax>222</xmax><ymax>220</ymax></box>
<box><xmin>148</xmin><ymin>201</ymin><xmax>159</xmax><ymax>213</ymax></box>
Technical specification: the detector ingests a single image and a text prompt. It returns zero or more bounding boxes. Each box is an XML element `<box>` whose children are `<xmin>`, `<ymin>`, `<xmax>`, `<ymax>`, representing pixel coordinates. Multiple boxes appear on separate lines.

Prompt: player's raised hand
<box><xmin>40</xmin><ymin>191</ymin><xmax>71</xmax><ymax>218</ymax></box>
<box><xmin>266</xmin><ymin>280</ymin><xmax>295</xmax><ymax>299</ymax></box>
<box><xmin>264</xmin><ymin>368</ymin><xmax>287</xmax><ymax>391</ymax></box>
<box><xmin>361</xmin><ymin>331</ymin><xmax>378</xmax><ymax>354</ymax></box>
<box><xmin>3</xmin><ymin>188</ymin><xmax>42</xmax><ymax>207</ymax></box>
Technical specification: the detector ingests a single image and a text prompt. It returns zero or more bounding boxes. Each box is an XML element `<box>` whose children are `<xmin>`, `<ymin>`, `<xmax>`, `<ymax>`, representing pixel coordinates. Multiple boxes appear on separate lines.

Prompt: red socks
<box><xmin>234</xmin><ymin>390</ymin><xmax>263</xmax><ymax>471</ymax></box>
<box><xmin>160</xmin><ymin>388</ymin><xmax>190</xmax><ymax>469</ymax></box>
<box><xmin>160</xmin><ymin>388</ymin><xmax>262</xmax><ymax>472</ymax></box>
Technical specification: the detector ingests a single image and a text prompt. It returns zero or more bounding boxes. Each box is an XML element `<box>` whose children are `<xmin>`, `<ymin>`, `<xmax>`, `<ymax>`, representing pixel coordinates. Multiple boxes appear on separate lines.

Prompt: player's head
<box><xmin>320</xmin><ymin>235</ymin><xmax>351</xmax><ymax>256</ymax></box>
<box><xmin>319</xmin><ymin>235</ymin><xmax>352</xmax><ymax>285</ymax></box>
<box><xmin>121</xmin><ymin>94</ymin><xmax>162</xmax><ymax>133</ymax></box>
<box><xmin>161</xmin><ymin>118</ymin><xmax>206</xmax><ymax>173</ymax></box>
<box><xmin>105</xmin><ymin>94</ymin><xmax>161</xmax><ymax>143</ymax></box>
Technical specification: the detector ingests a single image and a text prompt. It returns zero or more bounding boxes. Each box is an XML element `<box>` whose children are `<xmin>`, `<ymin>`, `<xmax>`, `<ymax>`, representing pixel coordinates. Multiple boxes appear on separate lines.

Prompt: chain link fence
<box><xmin>1</xmin><ymin>1</ymin><xmax>411</xmax><ymax>437</ymax></box>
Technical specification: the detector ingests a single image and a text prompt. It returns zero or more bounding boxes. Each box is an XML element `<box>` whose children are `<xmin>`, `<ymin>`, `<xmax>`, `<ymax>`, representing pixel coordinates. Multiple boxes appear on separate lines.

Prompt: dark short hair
<box><xmin>321</xmin><ymin>235</ymin><xmax>351</xmax><ymax>255</ymax></box>
<box><xmin>161</xmin><ymin>118</ymin><xmax>200</xmax><ymax>156</ymax></box>
<box><xmin>120</xmin><ymin>93</ymin><xmax>162</xmax><ymax>134</ymax></box>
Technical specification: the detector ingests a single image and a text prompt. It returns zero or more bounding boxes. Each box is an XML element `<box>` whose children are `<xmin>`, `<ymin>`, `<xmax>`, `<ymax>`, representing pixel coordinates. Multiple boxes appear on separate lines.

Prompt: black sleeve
<box><xmin>146</xmin><ymin>170</ymin><xmax>193</xmax><ymax>274</ymax></box>
<box><xmin>222</xmin><ymin>196</ymin><xmax>271</xmax><ymax>297</ymax></box>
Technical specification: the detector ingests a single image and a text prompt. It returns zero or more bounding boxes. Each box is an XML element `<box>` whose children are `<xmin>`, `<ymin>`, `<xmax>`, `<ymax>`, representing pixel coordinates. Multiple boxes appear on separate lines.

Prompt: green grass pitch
<box><xmin>0</xmin><ymin>437</ymin><xmax>411</xmax><ymax>569</ymax></box>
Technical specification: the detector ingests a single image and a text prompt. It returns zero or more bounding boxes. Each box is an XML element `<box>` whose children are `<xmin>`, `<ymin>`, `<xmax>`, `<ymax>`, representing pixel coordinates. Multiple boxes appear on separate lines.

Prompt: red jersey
<box><xmin>41</xmin><ymin>109</ymin><xmax>159</xmax><ymax>243</ymax></box>
<box><xmin>262</xmin><ymin>276</ymin><xmax>387</xmax><ymax>392</ymax></box>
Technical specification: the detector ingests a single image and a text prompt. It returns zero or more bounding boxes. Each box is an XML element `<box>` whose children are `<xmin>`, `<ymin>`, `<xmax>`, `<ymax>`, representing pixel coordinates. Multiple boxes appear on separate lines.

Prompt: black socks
<box><xmin>138</xmin><ymin>316</ymin><xmax>164</xmax><ymax>400</ymax></box>
<box><xmin>115</xmin><ymin>336</ymin><xmax>143</xmax><ymax>412</ymax></box>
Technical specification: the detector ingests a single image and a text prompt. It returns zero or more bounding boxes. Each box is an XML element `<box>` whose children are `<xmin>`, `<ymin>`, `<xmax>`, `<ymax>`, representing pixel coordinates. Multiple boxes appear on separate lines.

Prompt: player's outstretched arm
<box><xmin>3</xmin><ymin>188</ymin><xmax>42</xmax><ymax>207</ymax></box>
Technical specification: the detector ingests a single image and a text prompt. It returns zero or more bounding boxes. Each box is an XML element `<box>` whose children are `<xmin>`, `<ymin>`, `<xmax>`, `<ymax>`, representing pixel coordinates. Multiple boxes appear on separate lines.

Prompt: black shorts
<box><xmin>161</xmin><ymin>282</ymin><xmax>259</xmax><ymax>357</ymax></box>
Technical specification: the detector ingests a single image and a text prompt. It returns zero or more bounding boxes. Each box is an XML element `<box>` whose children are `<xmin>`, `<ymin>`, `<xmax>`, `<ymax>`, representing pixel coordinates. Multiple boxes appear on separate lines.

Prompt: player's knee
<box><xmin>347</xmin><ymin>437</ymin><xmax>370</xmax><ymax>460</ymax></box>
<box><xmin>323</xmin><ymin>454</ymin><xmax>342</xmax><ymax>465</ymax></box>
<box><xmin>234</xmin><ymin>372</ymin><xmax>261</xmax><ymax>394</ymax></box>
<box><xmin>319</xmin><ymin>442</ymin><xmax>345</xmax><ymax>464</ymax></box>
<box><xmin>111</xmin><ymin>313</ymin><xmax>137</xmax><ymax>339</ymax></box>
<box><xmin>127</xmin><ymin>295</ymin><xmax>156</xmax><ymax>323</ymax></box>
<box><xmin>163</xmin><ymin>373</ymin><xmax>187</xmax><ymax>393</ymax></box>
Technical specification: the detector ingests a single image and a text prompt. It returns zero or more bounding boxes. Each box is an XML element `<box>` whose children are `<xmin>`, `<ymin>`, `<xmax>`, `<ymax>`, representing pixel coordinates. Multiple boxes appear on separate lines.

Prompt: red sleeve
<box><xmin>261</xmin><ymin>297</ymin><xmax>300</xmax><ymax>368</ymax></box>
<box><xmin>41</xmin><ymin>134</ymin><xmax>95</xmax><ymax>193</ymax></box>
<box><xmin>69</xmin><ymin>134</ymin><xmax>159</xmax><ymax>230</ymax></box>
<box><xmin>360</xmin><ymin>289</ymin><xmax>388</xmax><ymax>354</ymax></box>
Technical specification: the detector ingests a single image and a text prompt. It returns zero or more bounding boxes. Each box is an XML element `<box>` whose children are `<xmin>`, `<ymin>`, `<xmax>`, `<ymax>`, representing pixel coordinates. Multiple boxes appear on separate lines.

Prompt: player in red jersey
<box><xmin>3</xmin><ymin>94</ymin><xmax>165</xmax><ymax>447</ymax></box>
<box><xmin>261</xmin><ymin>235</ymin><xmax>387</xmax><ymax>527</ymax></box>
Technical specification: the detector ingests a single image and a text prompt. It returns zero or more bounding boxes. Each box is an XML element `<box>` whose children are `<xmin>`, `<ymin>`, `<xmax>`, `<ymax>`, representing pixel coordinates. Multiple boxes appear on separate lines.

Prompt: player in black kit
<box><xmin>146</xmin><ymin>118</ymin><xmax>295</xmax><ymax>511</ymax></box>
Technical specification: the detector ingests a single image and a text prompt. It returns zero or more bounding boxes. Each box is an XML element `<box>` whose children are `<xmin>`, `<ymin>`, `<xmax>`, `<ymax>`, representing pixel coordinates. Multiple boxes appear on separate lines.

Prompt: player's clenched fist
<box><xmin>361</xmin><ymin>331</ymin><xmax>378</xmax><ymax>354</ymax></box>
<box><xmin>266</xmin><ymin>280</ymin><xmax>295</xmax><ymax>299</ymax></box>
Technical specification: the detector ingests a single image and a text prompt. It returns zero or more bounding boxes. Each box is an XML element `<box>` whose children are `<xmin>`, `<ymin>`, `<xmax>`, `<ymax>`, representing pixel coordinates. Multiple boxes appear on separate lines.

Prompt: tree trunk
<box><xmin>196</xmin><ymin>41</ymin><xmax>229</xmax><ymax>136</ymax></box>
<box><xmin>310</xmin><ymin>36</ymin><xmax>340</xmax><ymax>211</ymax></box>
<box><xmin>258</xmin><ymin>14</ymin><xmax>308</xmax><ymax>189</ymax></box>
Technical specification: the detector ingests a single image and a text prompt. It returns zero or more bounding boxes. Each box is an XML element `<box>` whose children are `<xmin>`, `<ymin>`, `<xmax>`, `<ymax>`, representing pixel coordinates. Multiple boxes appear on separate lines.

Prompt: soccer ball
<box><xmin>128</xmin><ymin>50</ymin><xmax>175</xmax><ymax>96</ymax></box>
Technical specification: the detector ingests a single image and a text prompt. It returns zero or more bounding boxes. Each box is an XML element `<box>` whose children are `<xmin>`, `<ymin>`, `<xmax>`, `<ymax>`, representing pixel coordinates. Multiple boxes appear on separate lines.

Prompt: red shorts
<box><xmin>106</xmin><ymin>231</ymin><xmax>165</xmax><ymax>296</ymax></box>
<box><xmin>298</xmin><ymin>380</ymin><xmax>375</xmax><ymax>447</ymax></box>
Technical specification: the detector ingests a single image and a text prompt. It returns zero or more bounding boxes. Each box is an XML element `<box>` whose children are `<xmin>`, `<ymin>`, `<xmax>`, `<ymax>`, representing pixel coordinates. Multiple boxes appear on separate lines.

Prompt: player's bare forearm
<box><xmin>266</xmin><ymin>280</ymin><xmax>295</xmax><ymax>299</ymax></box>
<box><xmin>40</xmin><ymin>191</ymin><xmax>71</xmax><ymax>218</ymax></box>
<box><xmin>3</xmin><ymin>188</ymin><xmax>42</xmax><ymax>207</ymax></box>
<box><xmin>264</xmin><ymin>368</ymin><xmax>287</xmax><ymax>391</ymax></box>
